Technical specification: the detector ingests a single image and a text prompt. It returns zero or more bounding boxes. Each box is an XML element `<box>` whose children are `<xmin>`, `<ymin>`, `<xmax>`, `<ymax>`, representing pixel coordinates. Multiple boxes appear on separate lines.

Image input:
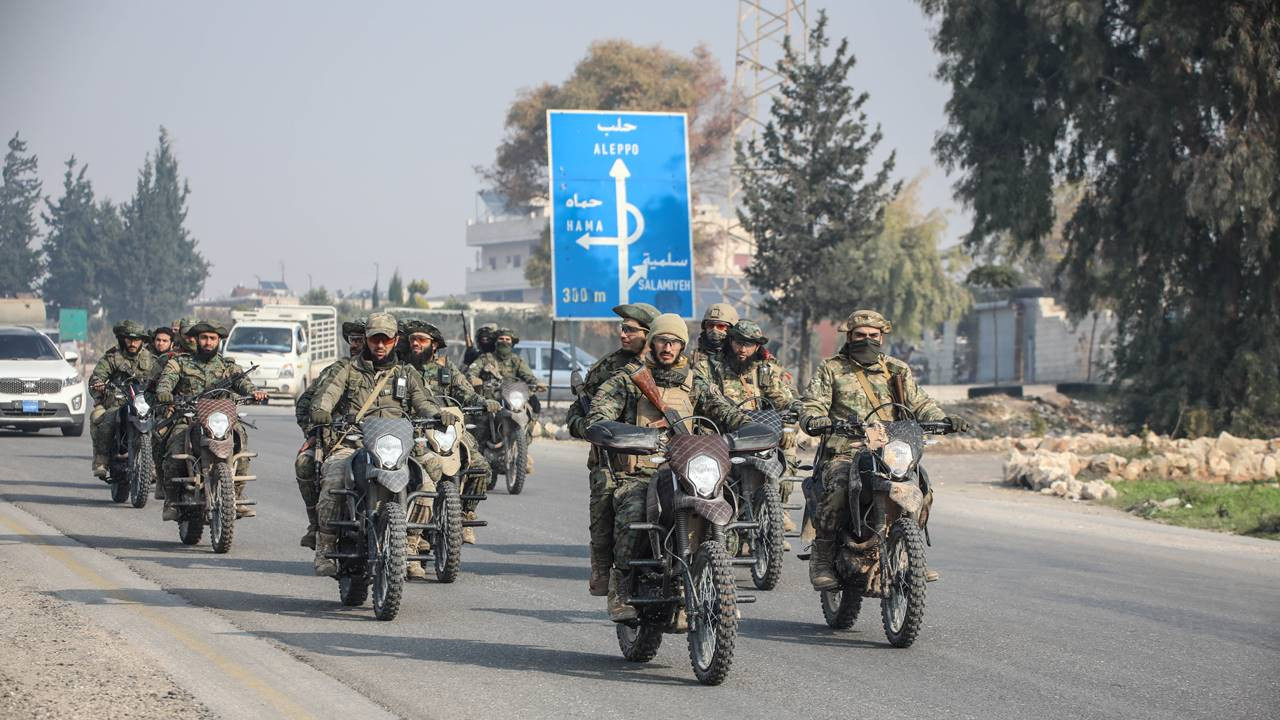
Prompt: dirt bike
<box><xmin>406</xmin><ymin>397</ymin><xmax>489</xmax><ymax>583</ymax></box>
<box><xmin>321</xmin><ymin>416</ymin><xmax>438</xmax><ymax>621</ymax></box>
<box><xmin>586</xmin><ymin>416</ymin><xmax>779</xmax><ymax>686</ymax></box>
<box><xmin>163</xmin><ymin>387</ymin><xmax>260</xmax><ymax>554</ymax></box>
<box><xmin>803</xmin><ymin>403</ymin><xmax>958</xmax><ymax>648</ymax></box>
<box><xmin>478</xmin><ymin>378</ymin><xmax>537</xmax><ymax>495</ymax></box>
<box><xmin>721</xmin><ymin>396</ymin><xmax>796</xmax><ymax>591</ymax></box>
<box><xmin>102</xmin><ymin>379</ymin><xmax>156</xmax><ymax>508</ymax></box>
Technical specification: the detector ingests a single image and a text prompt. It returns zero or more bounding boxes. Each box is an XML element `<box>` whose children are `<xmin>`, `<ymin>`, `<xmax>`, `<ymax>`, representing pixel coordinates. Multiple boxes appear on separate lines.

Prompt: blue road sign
<box><xmin>547</xmin><ymin>110</ymin><xmax>695</xmax><ymax>319</ymax></box>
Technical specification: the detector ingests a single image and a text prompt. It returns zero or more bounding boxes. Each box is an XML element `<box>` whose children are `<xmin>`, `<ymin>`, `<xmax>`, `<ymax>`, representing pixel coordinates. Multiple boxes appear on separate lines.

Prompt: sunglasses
<box><xmin>619</xmin><ymin>324</ymin><xmax>647</xmax><ymax>335</ymax></box>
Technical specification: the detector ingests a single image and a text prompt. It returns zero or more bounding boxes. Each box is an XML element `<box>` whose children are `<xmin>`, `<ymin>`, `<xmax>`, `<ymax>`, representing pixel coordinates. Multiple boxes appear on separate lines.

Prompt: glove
<box><xmin>310</xmin><ymin>408</ymin><xmax>332</xmax><ymax>426</ymax></box>
<box><xmin>945</xmin><ymin>415</ymin><xmax>969</xmax><ymax>433</ymax></box>
<box><xmin>155</xmin><ymin>391</ymin><xmax>173</xmax><ymax>404</ymax></box>
<box><xmin>484</xmin><ymin>399</ymin><xmax>501</xmax><ymax>414</ymax></box>
<box><xmin>788</xmin><ymin>401</ymin><xmax>805</xmax><ymax>416</ymax></box>
<box><xmin>804</xmin><ymin>416</ymin><xmax>833</xmax><ymax>435</ymax></box>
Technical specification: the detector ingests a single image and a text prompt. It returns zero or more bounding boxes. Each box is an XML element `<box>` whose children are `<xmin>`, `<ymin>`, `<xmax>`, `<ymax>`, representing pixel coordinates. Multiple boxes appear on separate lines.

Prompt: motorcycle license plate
<box><xmin>21</xmin><ymin>400</ymin><xmax>39</xmax><ymax>414</ymax></box>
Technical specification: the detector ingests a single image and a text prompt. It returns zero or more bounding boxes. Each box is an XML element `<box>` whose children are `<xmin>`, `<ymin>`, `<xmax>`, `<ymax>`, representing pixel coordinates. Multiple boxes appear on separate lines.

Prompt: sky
<box><xmin>0</xmin><ymin>0</ymin><xmax>960</xmax><ymax>299</ymax></box>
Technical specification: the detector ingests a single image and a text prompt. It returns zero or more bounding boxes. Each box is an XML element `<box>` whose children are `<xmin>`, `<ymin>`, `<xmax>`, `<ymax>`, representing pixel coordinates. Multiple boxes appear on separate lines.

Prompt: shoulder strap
<box><xmin>352</xmin><ymin>368</ymin><xmax>395</xmax><ymax>424</ymax></box>
<box><xmin>853</xmin><ymin>360</ymin><xmax>895</xmax><ymax>422</ymax></box>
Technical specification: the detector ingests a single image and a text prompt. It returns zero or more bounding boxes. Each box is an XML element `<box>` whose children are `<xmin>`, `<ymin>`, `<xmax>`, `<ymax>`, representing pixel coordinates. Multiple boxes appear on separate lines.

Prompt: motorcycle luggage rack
<box><xmin>730</xmin><ymin>558</ymin><xmax>758</xmax><ymax>567</ymax></box>
<box><xmin>628</xmin><ymin>596</ymin><xmax>676</xmax><ymax>605</ymax></box>
<box><xmin>723</xmin><ymin>521</ymin><xmax>760</xmax><ymax>532</ymax></box>
<box><xmin>234</xmin><ymin>500</ymin><xmax>257</xmax><ymax>506</ymax></box>
<box><xmin>460</xmin><ymin>494</ymin><xmax>487</xmax><ymax>502</ymax></box>
<box><xmin>461</xmin><ymin>518</ymin><xmax>487</xmax><ymax>527</ymax></box>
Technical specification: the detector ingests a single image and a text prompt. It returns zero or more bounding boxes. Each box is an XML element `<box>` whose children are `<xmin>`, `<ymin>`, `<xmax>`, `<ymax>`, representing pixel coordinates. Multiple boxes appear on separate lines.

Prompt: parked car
<box><xmin>0</xmin><ymin>326</ymin><xmax>86</xmax><ymax>435</ymax></box>
<box><xmin>513</xmin><ymin>341</ymin><xmax>598</xmax><ymax>401</ymax></box>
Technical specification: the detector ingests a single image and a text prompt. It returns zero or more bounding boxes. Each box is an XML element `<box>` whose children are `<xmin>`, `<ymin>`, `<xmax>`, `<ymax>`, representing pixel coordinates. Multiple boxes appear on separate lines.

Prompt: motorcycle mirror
<box><xmin>730</xmin><ymin>456</ymin><xmax>746</xmax><ymax>465</ymax></box>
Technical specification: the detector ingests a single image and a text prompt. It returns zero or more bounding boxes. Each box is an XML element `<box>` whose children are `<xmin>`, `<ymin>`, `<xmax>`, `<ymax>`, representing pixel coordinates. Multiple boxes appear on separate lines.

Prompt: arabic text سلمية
<box><xmin>593</xmin><ymin>142</ymin><xmax>639</xmax><ymax>157</ymax></box>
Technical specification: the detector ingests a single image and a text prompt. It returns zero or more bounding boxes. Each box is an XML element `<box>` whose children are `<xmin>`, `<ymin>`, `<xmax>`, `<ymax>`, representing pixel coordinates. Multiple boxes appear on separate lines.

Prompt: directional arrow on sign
<box><xmin>573</xmin><ymin>158</ymin><xmax>646</xmax><ymax>303</ymax></box>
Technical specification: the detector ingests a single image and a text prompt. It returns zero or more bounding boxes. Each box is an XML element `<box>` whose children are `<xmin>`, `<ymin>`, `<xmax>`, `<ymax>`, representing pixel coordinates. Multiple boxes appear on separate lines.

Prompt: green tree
<box><xmin>387</xmin><ymin>269</ymin><xmax>404</xmax><ymax>306</ymax></box>
<box><xmin>302</xmin><ymin>286</ymin><xmax>333</xmax><ymax>305</ymax></box>
<box><xmin>42</xmin><ymin>157</ymin><xmax>107</xmax><ymax>310</ymax></box>
<box><xmin>371</xmin><ymin>278</ymin><xmax>380</xmax><ymax>309</ymax></box>
<box><xmin>737</xmin><ymin>13</ymin><xmax>898</xmax><ymax>383</ymax></box>
<box><xmin>922</xmin><ymin>0</ymin><xmax>1280</xmax><ymax>436</ymax></box>
<box><xmin>102</xmin><ymin>128</ymin><xmax>209</xmax><ymax>326</ymax></box>
<box><xmin>481</xmin><ymin>39</ymin><xmax>733</xmax><ymax>293</ymax></box>
<box><xmin>0</xmin><ymin>133</ymin><xmax>43</xmax><ymax>295</ymax></box>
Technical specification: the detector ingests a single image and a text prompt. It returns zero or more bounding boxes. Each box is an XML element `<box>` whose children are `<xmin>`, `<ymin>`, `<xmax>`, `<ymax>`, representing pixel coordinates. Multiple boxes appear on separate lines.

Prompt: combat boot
<box><xmin>525</xmin><ymin>454</ymin><xmax>534</xmax><ymax>474</ymax></box>
<box><xmin>588</xmin><ymin>549</ymin><xmax>610</xmax><ymax>597</ymax></box>
<box><xmin>808</xmin><ymin>539</ymin><xmax>839</xmax><ymax>591</ymax></box>
<box><xmin>235</xmin><ymin>481</ymin><xmax>255</xmax><ymax>518</ymax></box>
<box><xmin>92</xmin><ymin>455</ymin><xmax>109</xmax><ymax>479</ymax></box>
<box><xmin>405</xmin><ymin>534</ymin><xmax>427</xmax><ymax>580</ymax></box>
<box><xmin>925</xmin><ymin>567</ymin><xmax>940</xmax><ymax>582</ymax></box>
<box><xmin>462</xmin><ymin>511</ymin><xmax>477</xmax><ymax>545</ymax></box>
<box><xmin>607</xmin><ymin>569</ymin><xmax>636</xmax><ymax>622</ymax></box>
<box><xmin>313</xmin><ymin>533</ymin><xmax>338</xmax><ymax>577</ymax></box>
<box><xmin>782</xmin><ymin>512</ymin><xmax>797</xmax><ymax>533</ymax></box>
<box><xmin>153</xmin><ymin>480</ymin><xmax>165</xmax><ymax>500</ymax></box>
<box><xmin>300</xmin><ymin>506</ymin><xmax>318</xmax><ymax>549</ymax></box>
<box><xmin>799</xmin><ymin>514</ymin><xmax>816</xmax><ymax>543</ymax></box>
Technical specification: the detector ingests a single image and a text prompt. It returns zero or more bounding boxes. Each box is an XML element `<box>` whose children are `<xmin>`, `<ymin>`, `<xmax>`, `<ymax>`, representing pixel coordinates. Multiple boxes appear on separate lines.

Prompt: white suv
<box><xmin>0</xmin><ymin>326</ymin><xmax>86</xmax><ymax>436</ymax></box>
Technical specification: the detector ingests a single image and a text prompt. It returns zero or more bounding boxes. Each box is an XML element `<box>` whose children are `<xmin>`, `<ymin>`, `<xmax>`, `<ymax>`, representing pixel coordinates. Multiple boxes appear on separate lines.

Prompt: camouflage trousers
<box><xmin>459</xmin><ymin>429</ymin><xmax>491</xmax><ymax>513</ymax></box>
<box><xmin>294</xmin><ymin>440</ymin><xmax>320</xmax><ymax>518</ymax></box>
<box><xmin>408</xmin><ymin>448</ymin><xmax>440</xmax><ymax>535</ymax></box>
<box><xmin>588</xmin><ymin>462</ymin><xmax>615</xmax><ymax>571</ymax></box>
<box><xmin>316</xmin><ymin>447</ymin><xmax>356</xmax><ymax>533</ymax></box>
<box><xmin>162</xmin><ymin>422</ymin><xmax>251</xmax><ymax>482</ymax></box>
<box><xmin>89</xmin><ymin>405</ymin><xmax>118</xmax><ymax>458</ymax></box>
<box><xmin>612</xmin><ymin>471</ymin><xmax>655</xmax><ymax>571</ymax></box>
<box><xmin>814</xmin><ymin>454</ymin><xmax>932</xmax><ymax>538</ymax></box>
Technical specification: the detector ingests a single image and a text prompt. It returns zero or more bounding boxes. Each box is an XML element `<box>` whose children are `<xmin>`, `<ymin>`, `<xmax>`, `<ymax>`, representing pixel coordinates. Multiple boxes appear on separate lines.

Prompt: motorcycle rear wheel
<box><xmin>128</xmin><ymin>432</ymin><xmax>155</xmax><ymax>509</ymax></box>
<box><xmin>687</xmin><ymin>540</ymin><xmax>737</xmax><ymax>686</ymax></box>
<box><xmin>371</xmin><ymin>501</ymin><xmax>407</xmax><ymax>621</ymax></box>
<box><xmin>617</xmin><ymin>621</ymin><xmax>664</xmax><ymax>663</ymax></box>
<box><xmin>208</xmin><ymin>463</ymin><xmax>236</xmax><ymax>554</ymax></box>
<box><xmin>881</xmin><ymin>517</ymin><xmax>927</xmax><ymax>648</ymax></box>
<box><xmin>109</xmin><ymin>474</ymin><xmax>129</xmax><ymax>503</ymax></box>
<box><xmin>750</xmin><ymin>483</ymin><xmax>784</xmax><ymax>591</ymax></box>
<box><xmin>178</xmin><ymin>511</ymin><xmax>203</xmax><ymax>545</ymax></box>
<box><xmin>434</xmin><ymin>479</ymin><xmax>463</xmax><ymax>583</ymax></box>
<box><xmin>820</xmin><ymin>583</ymin><xmax>863</xmax><ymax>629</ymax></box>
<box><xmin>504</xmin><ymin>426</ymin><xmax>528</xmax><ymax>495</ymax></box>
<box><xmin>339</xmin><ymin>574</ymin><xmax>369</xmax><ymax>607</ymax></box>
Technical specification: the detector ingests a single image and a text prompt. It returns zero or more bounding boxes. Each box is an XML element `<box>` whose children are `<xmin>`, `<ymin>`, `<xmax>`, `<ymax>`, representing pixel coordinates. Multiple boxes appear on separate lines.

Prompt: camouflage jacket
<box><xmin>155</xmin><ymin>353</ymin><xmax>255</xmax><ymax>401</ymax></box>
<box><xmin>414</xmin><ymin>355</ymin><xmax>484</xmax><ymax>409</ymax></box>
<box><xmin>295</xmin><ymin>358</ymin><xmax>351</xmax><ymax>432</ymax></box>
<box><xmin>702</xmin><ymin>354</ymin><xmax>796</xmax><ymax>411</ymax></box>
<box><xmin>565</xmin><ymin>347</ymin><xmax>640</xmax><ymax>439</ymax></box>
<box><xmin>584</xmin><ymin>356</ymin><xmax>747</xmax><ymax>446</ymax></box>
<box><xmin>466</xmin><ymin>350</ymin><xmax>539</xmax><ymax>398</ymax></box>
<box><xmin>800</xmin><ymin>350</ymin><xmax>943</xmax><ymax>459</ymax></box>
<box><xmin>310</xmin><ymin>356</ymin><xmax>438</xmax><ymax>422</ymax></box>
<box><xmin>90</xmin><ymin>347</ymin><xmax>160</xmax><ymax>407</ymax></box>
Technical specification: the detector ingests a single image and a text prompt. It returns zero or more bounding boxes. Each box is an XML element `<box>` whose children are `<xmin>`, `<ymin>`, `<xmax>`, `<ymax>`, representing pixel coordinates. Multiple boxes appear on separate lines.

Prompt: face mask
<box><xmin>848</xmin><ymin>338</ymin><xmax>882</xmax><ymax>365</ymax></box>
<box><xmin>495</xmin><ymin>342</ymin><xmax>513</xmax><ymax>359</ymax></box>
<box><xmin>702</xmin><ymin>330</ymin><xmax>726</xmax><ymax>351</ymax></box>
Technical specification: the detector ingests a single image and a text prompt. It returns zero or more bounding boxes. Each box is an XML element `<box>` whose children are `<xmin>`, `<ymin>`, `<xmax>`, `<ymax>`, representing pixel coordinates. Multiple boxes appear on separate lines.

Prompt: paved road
<box><xmin>1</xmin><ymin>409</ymin><xmax>1277</xmax><ymax>720</ymax></box>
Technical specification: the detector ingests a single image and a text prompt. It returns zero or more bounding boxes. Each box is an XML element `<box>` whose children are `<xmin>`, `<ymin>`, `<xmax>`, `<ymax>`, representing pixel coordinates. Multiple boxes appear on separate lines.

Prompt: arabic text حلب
<box><xmin>593</xmin><ymin>143</ymin><xmax>639</xmax><ymax>157</ymax></box>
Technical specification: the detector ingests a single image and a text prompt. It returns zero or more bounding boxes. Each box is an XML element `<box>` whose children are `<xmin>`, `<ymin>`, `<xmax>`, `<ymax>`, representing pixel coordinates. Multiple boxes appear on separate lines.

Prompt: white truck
<box><xmin>224</xmin><ymin>305</ymin><xmax>338</xmax><ymax>402</ymax></box>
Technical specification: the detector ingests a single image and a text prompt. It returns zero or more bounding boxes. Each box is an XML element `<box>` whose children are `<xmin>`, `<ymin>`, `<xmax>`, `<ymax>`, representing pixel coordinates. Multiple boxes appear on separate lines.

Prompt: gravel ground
<box><xmin>0</xmin><ymin>555</ymin><xmax>214</xmax><ymax>720</ymax></box>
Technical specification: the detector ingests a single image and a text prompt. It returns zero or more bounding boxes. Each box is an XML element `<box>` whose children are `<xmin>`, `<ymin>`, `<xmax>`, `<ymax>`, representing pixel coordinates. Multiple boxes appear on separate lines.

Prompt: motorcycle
<box><xmin>479</xmin><ymin>378</ymin><xmax>537</xmax><ymax>495</ymax></box>
<box><xmin>803</xmin><ymin>402</ymin><xmax>957</xmax><ymax>648</ymax></box>
<box><xmin>722</xmin><ymin>396</ymin><xmax>795</xmax><ymax>591</ymax></box>
<box><xmin>586</xmin><ymin>416</ymin><xmax>779</xmax><ymax>686</ymax></box>
<box><xmin>163</xmin><ymin>387</ymin><xmax>260</xmax><ymax>553</ymax></box>
<box><xmin>102</xmin><ymin>379</ymin><xmax>157</xmax><ymax>508</ymax></box>
<box><xmin>406</xmin><ymin>397</ymin><xmax>489</xmax><ymax>583</ymax></box>
<box><xmin>320</xmin><ymin>416</ymin><xmax>438</xmax><ymax>621</ymax></box>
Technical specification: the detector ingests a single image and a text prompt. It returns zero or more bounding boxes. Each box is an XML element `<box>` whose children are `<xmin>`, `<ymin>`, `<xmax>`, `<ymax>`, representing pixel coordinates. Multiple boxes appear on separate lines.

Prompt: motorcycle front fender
<box><xmin>888</xmin><ymin>481</ymin><xmax>924</xmax><ymax>516</ymax></box>
<box><xmin>130</xmin><ymin>415</ymin><xmax>154</xmax><ymax>434</ymax></box>
<box><xmin>505</xmin><ymin>410</ymin><xmax>529</xmax><ymax>428</ymax></box>
<box><xmin>201</xmin><ymin>437</ymin><xmax>234</xmax><ymax>460</ymax></box>
<box><xmin>371</xmin><ymin>466</ymin><xmax>411</xmax><ymax>494</ymax></box>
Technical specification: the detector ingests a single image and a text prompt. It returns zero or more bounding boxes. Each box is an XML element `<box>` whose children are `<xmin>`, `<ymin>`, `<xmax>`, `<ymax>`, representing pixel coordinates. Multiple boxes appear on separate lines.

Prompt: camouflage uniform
<box><xmin>154</xmin><ymin>330</ymin><xmax>257</xmax><ymax>517</ymax></box>
<box><xmin>414</xmin><ymin>352</ymin><xmax>491</xmax><ymax>501</ymax></box>
<box><xmin>564</xmin><ymin>302</ymin><xmax>659</xmax><ymax>595</ymax></box>
<box><xmin>466</xmin><ymin>347</ymin><xmax>540</xmax><ymax>398</ymax></box>
<box><xmin>89</xmin><ymin>321</ymin><xmax>158</xmax><ymax>475</ymax></box>
<box><xmin>690</xmin><ymin>302</ymin><xmax>739</xmax><ymax>380</ymax></box>
<box><xmin>292</xmin><ymin>356</ymin><xmax>353</xmax><ymax>547</ymax></box>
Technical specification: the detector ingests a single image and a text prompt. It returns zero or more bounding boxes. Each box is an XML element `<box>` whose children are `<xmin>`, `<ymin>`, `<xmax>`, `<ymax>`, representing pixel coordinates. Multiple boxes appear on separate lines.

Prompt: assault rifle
<box><xmin>628</xmin><ymin>365</ymin><xmax>690</xmax><ymax>435</ymax></box>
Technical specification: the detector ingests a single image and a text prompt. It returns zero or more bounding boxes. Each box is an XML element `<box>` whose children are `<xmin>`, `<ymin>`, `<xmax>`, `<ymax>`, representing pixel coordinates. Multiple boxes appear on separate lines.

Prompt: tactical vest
<box><xmin>614</xmin><ymin>370</ymin><xmax>695</xmax><ymax>473</ymax></box>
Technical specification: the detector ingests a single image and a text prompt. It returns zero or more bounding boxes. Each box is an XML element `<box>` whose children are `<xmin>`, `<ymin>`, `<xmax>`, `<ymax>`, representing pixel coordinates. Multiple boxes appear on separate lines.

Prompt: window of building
<box><xmin>513</xmin><ymin>255</ymin><xmax>522</xmax><ymax>268</ymax></box>
<box><xmin>489</xmin><ymin>256</ymin><xmax>497</xmax><ymax>270</ymax></box>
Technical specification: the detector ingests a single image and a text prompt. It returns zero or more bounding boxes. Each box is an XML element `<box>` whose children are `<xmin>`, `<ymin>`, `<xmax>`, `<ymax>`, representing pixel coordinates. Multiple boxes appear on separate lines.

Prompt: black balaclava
<box><xmin>842</xmin><ymin>337</ymin><xmax>882</xmax><ymax>366</ymax></box>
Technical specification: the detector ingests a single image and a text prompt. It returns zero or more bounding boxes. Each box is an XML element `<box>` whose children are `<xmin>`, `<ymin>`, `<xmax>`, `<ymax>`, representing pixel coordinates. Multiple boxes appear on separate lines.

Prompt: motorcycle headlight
<box><xmin>430</xmin><ymin>426</ymin><xmax>457</xmax><ymax>453</ymax></box>
<box><xmin>506</xmin><ymin>390</ymin><xmax>526</xmax><ymax>411</ymax></box>
<box><xmin>374</xmin><ymin>434</ymin><xmax>404</xmax><ymax>469</ymax></box>
<box><xmin>279</xmin><ymin>364</ymin><xmax>294</xmax><ymax>378</ymax></box>
<box><xmin>133</xmin><ymin>395</ymin><xmax>150</xmax><ymax>416</ymax></box>
<box><xmin>685</xmin><ymin>454</ymin><xmax>722</xmax><ymax>498</ymax></box>
<box><xmin>205</xmin><ymin>411</ymin><xmax>231</xmax><ymax>439</ymax></box>
<box><xmin>883</xmin><ymin>439</ymin><xmax>914</xmax><ymax>477</ymax></box>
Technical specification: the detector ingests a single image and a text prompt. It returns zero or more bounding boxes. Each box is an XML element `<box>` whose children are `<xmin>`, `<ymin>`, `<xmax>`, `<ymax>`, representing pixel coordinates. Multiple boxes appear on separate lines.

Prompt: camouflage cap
<box><xmin>612</xmin><ymin>303</ymin><xmax>660</xmax><ymax>329</ymax></box>
<box><xmin>648</xmin><ymin>313</ymin><xmax>690</xmax><ymax>345</ymax></box>
<box><xmin>184</xmin><ymin>320</ymin><xmax>228</xmax><ymax>338</ymax></box>
<box><xmin>838</xmin><ymin>309</ymin><xmax>892</xmax><ymax>334</ymax></box>
<box><xmin>728</xmin><ymin>319</ymin><xmax>768</xmax><ymax>346</ymax></box>
<box><xmin>112</xmin><ymin>320</ymin><xmax>149</xmax><ymax>339</ymax></box>
<box><xmin>365</xmin><ymin>312</ymin><xmax>398</xmax><ymax>339</ymax></box>
<box><xmin>702</xmin><ymin>303</ymin><xmax>739</xmax><ymax>326</ymax></box>
<box><xmin>400</xmin><ymin>318</ymin><xmax>430</xmax><ymax>336</ymax></box>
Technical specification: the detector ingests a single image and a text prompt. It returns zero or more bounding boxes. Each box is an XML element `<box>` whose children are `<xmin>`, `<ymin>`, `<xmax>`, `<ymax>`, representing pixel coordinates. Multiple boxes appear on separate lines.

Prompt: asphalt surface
<box><xmin>1</xmin><ymin>407</ymin><xmax>1278</xmax><ymax>720</ymax></box>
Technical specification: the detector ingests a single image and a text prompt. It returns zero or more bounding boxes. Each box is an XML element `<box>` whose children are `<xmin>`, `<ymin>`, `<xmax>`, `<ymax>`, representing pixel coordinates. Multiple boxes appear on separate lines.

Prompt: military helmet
<box><xmin>476</xmin><ymin>322</ymin><xmax>497</xmax><ymax>339</ymax></box>
<box><xmin>838</xmin><ymin>309</ymin><xmax>892</xmax><ymax>334</ymax></box>
<box><xmin>400</xmin><ymin>318</ymin><xmax>430</xmax><ymax>336</ymax></box>
<box><xmin>612</xmin><ymin>302</ymin><xmax>660</xmax><ymax>329</ymax></box>
<box><xmin>184</xmin><ymin>320</ymin><xmax>228</xmax><ymax>338</ymax></box>
<box><xmin>728</xmin><ymin>319</ymin><xmax>768</xmax><ymax>346</ymax></box>
<box><xmin>702</xmin><ymin>303</ymin><xmax>739</xmax><ymax>327</ymax></box>
<box><xmin>112</xmin><ymin>320</ymin><xmax>149</xmax><ymax>339</ymax></box>
<box><xmin>495</xmin><ymin>326</ymin><xmax>519</xmax><ymax>345</ymax></box>
<box><xmin>426</xmin><ymin>322</ymin><xmax>447</xmax><ymax>348</ymax></box>
<box><xmin>648</xmin><ymin>314</ymin><xmax>690</xmax><ymax>345</ymax></box>
<box><xmin>365</xmin><ymin>312</ymin><xmax>398</xmax><ymax>339</ymax></box>
<box><xmin>341</xmin><ymin>317</ymin><xmax>367</xmax><ymax>338</ymax></box>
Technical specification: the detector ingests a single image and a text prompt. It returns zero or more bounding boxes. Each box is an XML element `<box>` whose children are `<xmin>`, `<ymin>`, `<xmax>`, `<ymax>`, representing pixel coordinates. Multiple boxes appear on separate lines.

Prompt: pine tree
<box><xmin>42</xmin><ymin>157</ymin><xmax>106</xmax><ymax>310</ymax></box>
<box><xmin>737</xmin><ymin>13</ymin><xmax>897</xmax><ymax>383</ymax></box>
<box><xmin>387</xmin><ymin>269</ymin><xmax>404</xmax><ymax>306</ymax></box>
<box><xmin>0</xmin><ymin>133</ymin><xmax>43</xmax><ymax>295</ymax></box>
<box><xmin>102</xmin><ymin>128</ymin><xmax>209</xmax><ymax>326</ymax></box>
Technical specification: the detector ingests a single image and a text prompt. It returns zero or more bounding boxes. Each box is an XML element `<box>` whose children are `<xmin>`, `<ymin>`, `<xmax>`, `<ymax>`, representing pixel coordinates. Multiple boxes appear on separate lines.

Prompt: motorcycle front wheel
<box><xmin>881</xmin><ymin>517</ymin><xmax>927</xmax><ymax>648</ymax></box>
<box><xmin>504</xmin><ymin>424</ymin><xmax>528</xmax><ymax>495</ymax></box>
<box><xmin>687</xmin><ymin>540</ymin><xmax>737</xmax><ymax>686</ymax></box>
<box><xmin>209</xmin><ymin>463</ymin><xmax>236</xmax><ymax>554</ymax></box>
<box><xmin>750</xmin><ymin>483</ymin><xmax>784</xmax><ymax>591</ymax></box>
<box><xmin>617</xmin><ymin>620</ymin><xmax>664</xmax><ymax>663</ymax></box>
<box><xmin>433</xmin><ymin>479</ymin><xmax>462</xmax><ymax>583</ymax></box>
<box><xmin>128</xmin><ymin>431</ymin><xmax>155</xmax><ymax>509</ymax></box>
<box><xmin>370</xmin><ymin>501</ymin><xmax>407</xmax><ymax>621</ymax></box>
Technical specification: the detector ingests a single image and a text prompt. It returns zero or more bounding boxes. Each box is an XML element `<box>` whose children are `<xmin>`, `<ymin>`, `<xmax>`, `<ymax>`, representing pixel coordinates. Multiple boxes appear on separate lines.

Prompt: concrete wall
<box><xmin>969</xmin><ymin>296</ymin><xmax>1114</xmax><ymax>384</ymax></box>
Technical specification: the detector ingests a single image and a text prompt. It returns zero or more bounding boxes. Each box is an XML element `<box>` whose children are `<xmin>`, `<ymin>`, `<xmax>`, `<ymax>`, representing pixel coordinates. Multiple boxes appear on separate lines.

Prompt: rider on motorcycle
<box><xmin>584</xmin><ymin>313</ymin><xmax>748</xmax><ymax>621</ymax></box>
<box><xmin>307</xmin><ymin>312</ymin><xmax>441</xmax><ymax>577</ymax></box>
<box><xmin>466</xmin><ymin>327</ymin><xmax>545</xmax><ymax>472</ymax></box>
<box><xmin>462</xmin><ymin>322</ymin><xmax>497</xmax><ymax>369</ymax></box>
<box><xmin>154</xmin><ymin>321</ymin><xmax>268</xmax><ymax>521</ymax></box>
<box><xmin>797</xmin><ymin>309</ymin><xmax>967</xmax><ymax>590</ymax></box>
<box><xmin>690</xmin><ymin>303</ymin><xmax>740</xmax><ymax>383</ymax></box>
<box><xmin>89</xmin><ymin>321</ymin><xmax>158</xmax><ymax>479</ymax></box>
<box><xmin>565</xmin><ymin>302</ymin><xmax>660</xmax><ymax>596</ymax></box>
<box><xmin>292</xmin><ymin>317</ymin><xmax>367</xmax><ymax>550</ymax></box>
<box><xmin>149</xmin><ymin>326</ymin><xmax>177</xmax><ymax>364</ymax></box>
